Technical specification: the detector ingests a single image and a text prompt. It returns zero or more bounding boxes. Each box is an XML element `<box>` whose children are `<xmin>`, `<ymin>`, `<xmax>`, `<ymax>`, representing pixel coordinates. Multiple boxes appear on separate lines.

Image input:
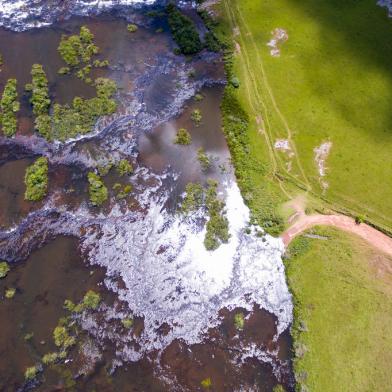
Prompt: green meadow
<box><xmin>220</xmin><ymin>0</ymin><xmax>392</xmax><ymax>231</ymax></box>
<box><xmin>285</xmin><ymin>227</ymin><xmax>392</xmax><ymax>391</ymax></box>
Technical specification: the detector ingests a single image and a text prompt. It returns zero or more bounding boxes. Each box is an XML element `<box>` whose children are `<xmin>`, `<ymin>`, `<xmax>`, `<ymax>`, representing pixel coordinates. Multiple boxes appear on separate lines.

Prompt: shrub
<box><xmin>234</xmin><ymin>312</ymin><xmax>245</xmax><ymax>330</ymax></box>
<box><xmin>58</xmin><ymin>66</ymin><xmax>70</xmax><ymax>75</ymax></box>
<box><xmin>174</xmin><ymin>128</ymin><xmax>192</xmax><ymax>145</ymax></box>
<box><xmin>42</xmin><ymin>352</ymin><xmax>59</xmax><ymax>365</ymax></box>
<box><xmin>5</xmin><ymin>288</ymin><xmax>16</xmax><ymax>299</ymax></box>
<box><xmin>204</xmin><ymin>180</ymin><xmax>229</xmax><ymax>250</ymax></box>
<box><xmin>121</xmin><ymin>318</ymin><xmax>134</xmax><ymax>329</ymax></box>
<box><xmin>230</xmin><ymin>77</ymin><xmax>240</xmax><ymax>88</ymax></box>
<box><xmin>201</xmin><ymin>377</ymin><xmax>212</xmax><ymax>388</ymax></box>
<box><xmin>53</xmin><ymin>326</ymin><xmax>75</xmax><ymax>348</ymax></box>
<box><xmin>117</xmin><ymin>184</ymin><xmax>132</xmax><ymax>199</ymax></box>
<box><xmin>182</xmin><ymin>182</ymin><xmax>204</xmax><ymax>214</ymax></box>
<box><xmin>24</xmin><ymin>366</ymin><xmax>39</xmax><ymax>380</ymax></box>
<box><xmin>88</xmin><ymin>172</ymin><xmax>108</xmax><ymax>206</ymax></box>
<box><xmin>166</xmin><ymin>4</ymin><xmax>202</xmax><ymax>55</ymax></box>
<box><xmin>82</xmin><ymin>290</ymin><xmax>101</xmax><ymax>309</ymax></box>
<box><xmin>355</xmin><ymin>215</ymin><xmax>365</xmax><ymax>225</ymax></box>
<box><xmin>0</xmin><ymin>261</ymin><xmax>10</xmax><ymax>278</ymax></box>
<box><xmin>25</xmin><ymin>64</ymin><xmax>50</xmax><ymax>116</ymax></box>
<box><xmin>58</xmin><ymin>26</ymin><xmax>99</xmax><ymax>67</ymax></box>
<box><xmin>127</xmin><ymin>24</ymin><xmax>138</xmax><ymax>33</ymax></box>
<box><xmin>197</xmin><ymin>148</ymin><xmax>210</xmax><ymax>171</ymax></box>
<box><xmin>0</xmin><ymin>78</ymin><xmax>20</xmax><ymax>137</ymax></box>
<box><xmin>204</xmin><ymin>31</ymin><xmax>221</xmax><ymax>52</ymax></box>
<box><xmin>273</xmin><ymin>385</ymin><xmax>286</xmax><ymax>392</ymax></box>
<box><xmin>117</xmin><ymin>159</ymin><xmax>133</xmax><ymax>176</ymax></box>
<box><xmin>24</xmin><ymin>157</ymin><xmax>49</xmax><ymax>201</ymax></box>
<box><xmin>194</xmin><ymin>93</ymin><xmax>204</xmax><ymax>102</ymax></box>
<box><xmin>191</xmin><ymin>109</ymin><xmax>202</xmax><ymax>125</ymax></box>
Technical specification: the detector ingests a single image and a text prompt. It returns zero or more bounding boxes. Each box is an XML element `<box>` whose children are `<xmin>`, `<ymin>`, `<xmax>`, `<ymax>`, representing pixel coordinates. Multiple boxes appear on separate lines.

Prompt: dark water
<box><xmin>0</xmin><ymin>11</ymin><xmax>294</xmax><ymax>392</ymax></box>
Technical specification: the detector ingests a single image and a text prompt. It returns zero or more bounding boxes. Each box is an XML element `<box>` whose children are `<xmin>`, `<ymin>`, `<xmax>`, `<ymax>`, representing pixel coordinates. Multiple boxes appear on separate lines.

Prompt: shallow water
<box><xmin>0</xmin><ymin>7</ymin><xmax>294</xmax><ymax>391</ymax></box>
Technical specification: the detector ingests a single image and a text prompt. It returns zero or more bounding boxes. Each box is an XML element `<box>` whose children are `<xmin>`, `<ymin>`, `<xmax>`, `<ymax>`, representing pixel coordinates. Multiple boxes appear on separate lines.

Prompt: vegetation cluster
<box><xmin>24</xmin><ymin>157</ymin><xmax>49</xmax><ymax>202</ymax></box>
<box><xmin>88</xmin><ymin>171</ymin><xmax>108</xmax><ymax>206</ymax></box>
<box><xmin>0</xmin><ymin>79</ymin><xmax>20</xmax><ymax>137</ymax></box>
<box><xmin>166</xmin><ymin>4</ymin><xmax>202</xmax><ymax>54</ymax></box>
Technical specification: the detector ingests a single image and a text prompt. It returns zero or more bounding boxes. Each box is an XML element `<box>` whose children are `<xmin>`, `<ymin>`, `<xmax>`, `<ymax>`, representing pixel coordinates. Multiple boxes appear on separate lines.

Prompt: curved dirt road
<box><xmin>281</xmin><ymin>213</ymin><xmax>392</xmax><ymax>257</ymax></box>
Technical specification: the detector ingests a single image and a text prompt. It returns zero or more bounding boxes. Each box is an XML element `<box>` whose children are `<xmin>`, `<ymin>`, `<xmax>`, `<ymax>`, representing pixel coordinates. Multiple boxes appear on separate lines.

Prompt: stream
<box><xmin>0</xmin><ymin>1</ymin><xmax>294</xmax><ymax>390</ymax></box>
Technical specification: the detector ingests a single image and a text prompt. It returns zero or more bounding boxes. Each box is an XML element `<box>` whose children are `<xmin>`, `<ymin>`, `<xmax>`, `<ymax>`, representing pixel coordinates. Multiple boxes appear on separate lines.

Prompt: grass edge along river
<box><xmin>213</xmin><ymin>0</ymin><xmax>392</xmax><ymax>390</ymax></box>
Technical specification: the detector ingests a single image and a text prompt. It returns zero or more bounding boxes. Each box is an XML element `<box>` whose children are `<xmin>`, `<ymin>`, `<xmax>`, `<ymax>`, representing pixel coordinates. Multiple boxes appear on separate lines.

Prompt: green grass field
<box><xmin>220</xmin><ymin>0</ymin><xmax>392</xmax><ymax>232</ymax></box>
<box><xmin>285</xmin><ymin>227</ymin><xmax>392</xmax><ymax>391</ymax></box>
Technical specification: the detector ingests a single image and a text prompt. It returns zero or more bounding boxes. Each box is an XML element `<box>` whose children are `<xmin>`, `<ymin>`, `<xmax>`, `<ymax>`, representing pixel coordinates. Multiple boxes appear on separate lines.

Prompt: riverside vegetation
<box><xmin>0</xmin><ymin>78</ymin><xmax>20</xmax><ymax>137</ymax></box>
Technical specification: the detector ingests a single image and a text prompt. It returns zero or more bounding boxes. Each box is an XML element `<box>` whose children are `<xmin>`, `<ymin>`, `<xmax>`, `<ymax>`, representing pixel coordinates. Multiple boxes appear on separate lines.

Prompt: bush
<box><xmin>0</xmin><ymin>261</ymin><xmax>10</xmax><ymax>278</ymax></box>
<box><xmin>82</xmin><ymin>290</ymin><xmax>101</xmax><ymax>309</ymax></box>
<box><xmin>204</xmin><ymin>31</ymin><xmax>221</xmax><ymax>52</ymax></box>
<box><xmin>24</xmin><ymin>157</ymin><xmax>49</xmax><ymax>201</ymax></box>
<box><xmin>166</xmin><ymin>4</ymin><xmax>202</xmax><ymax>55</ymax></box>
<box><xmin>53</xmin><ymin>326</ymin><xmax>75</xmax><ymax>348</ymax></box>
<box><xmin>191</xmin><ymin>108</ymin><xmax>202</xmax><ymax>125</ymax></box>
<box><xmin>182</xmin><ymin>182</ymin><xmax>204</xmax><ymax>214</ymax></box>
<box><xmin>24</xmin><ymin>366</ymin><xmax>39</xmax><ymax>380</ymax></box>
<box><xmin>5</xmin><ymin>288</ymin><xmax>16</xmax><ymax>299</ymax></box>
<box><xmin>121</xmin><ymin>318</ymin><xmax>134</xmax><ymax>329</ymax></box>
<box><xmin>117</xmin><ymin>159</ymin><xmax>133</xmax><ymax>176</ymax></box>
<box><xmin>230</xmin><ymin>77</ymin><xmax>240</xmax><ymax>88</ymax></box>
<box><xmin>234</xmin><ymin>312</ymin><xmax>245</xmax><ymax>330</ymax></box>
<box><xmin>201</xmin><ymin>377</ymin><xmax>212</xmax><ymax>388</ymax></box>
<box><xmin>0</xmin><ymin>78</ymin><xmax>20</xmax><ymax>137</ymax></box>
<box><xmin>197</xmin><ymin>147</ymin><xmax>211</xmax><ymax>171</ymax></box>
<box><xmin>88</xmin><ymin>172</ymin><xmax>108</xmax><ymax>206</ymax></box>
<box><xmin>42</xmin><ymin>352</ymin><xmax>59</xmax><ymax>365</ymax></box>
<box><xmin>127</xmin><ymin>24</ymin><xmax>138</xmax><ymax>33</ymax></box>
<box><xmin>25</xmin><ymin>64</ymin><xmax>50</xmax><ymax>116</ymax></box>
<box><xmin>204</xmin><ymin>180</ymin><xmax>229</xmax><ymax>250</ymax></box>
<box><xmin>58</xmin><ymin>26</ymin><xmax>99</xmax><ymax>67</ymax></box>
<box><xmin>174</xmin><ymin>128</ymin><xmax>192</xmax><ymax>145</ymax></box>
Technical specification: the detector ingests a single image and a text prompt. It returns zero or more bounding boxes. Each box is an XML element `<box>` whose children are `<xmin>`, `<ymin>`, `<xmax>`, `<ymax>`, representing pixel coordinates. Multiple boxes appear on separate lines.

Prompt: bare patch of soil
<box><xmin>267</xmin><ymin>28</ymin><xmax>288</xmax><ymax>57</ymax></box>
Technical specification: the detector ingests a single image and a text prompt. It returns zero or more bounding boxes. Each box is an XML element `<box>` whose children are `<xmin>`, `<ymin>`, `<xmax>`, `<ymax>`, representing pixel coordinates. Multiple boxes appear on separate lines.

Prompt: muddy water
<box><xmin>0</xmin><ymin>10</ymin><xmax>294</xmax><ymax>392</ymax></box>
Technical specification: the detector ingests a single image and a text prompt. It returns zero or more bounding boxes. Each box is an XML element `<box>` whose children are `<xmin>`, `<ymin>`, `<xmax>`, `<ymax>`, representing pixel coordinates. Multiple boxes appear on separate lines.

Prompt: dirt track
<box><xmin>281</xmin><ymin>213</ymin><xmax>392</xmax><ymax>257</ymax></box>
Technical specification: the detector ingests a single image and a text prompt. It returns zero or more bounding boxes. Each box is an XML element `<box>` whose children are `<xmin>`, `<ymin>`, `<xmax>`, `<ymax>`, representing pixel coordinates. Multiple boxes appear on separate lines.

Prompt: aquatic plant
<box><xmin>24</xmin><ymin>366</ymin><xmax>39</xmax><ymax>381</ymax></box>
<box><xmin>88</xmin><ymin>172</ymin><xmax>108</xmax><ymax>206</ymax></box>
<box><xmin>24</xmin><ymin>157</ymin><xmax>49</xmax><ymax>202</ymax></box>
<box><xmin>121</xmin><ymin>318</ymin><xmax>134</xmax><ymax>329</ymax></box>
<box><xmin>273</xmin><ymin>385</ymin><xmax>286</xmax><ymax>392</ymax></box>
<box><xmin>127</xmin><ymin>24</ymin><xmax>138</xmax><ymax>33</ymax></box>
<box><xmin>117</xmin><ymin>159</ymin><xmax>133</xmax><ymax>176</ymax></box>
<box><xmin>0</xmin><ymin>78</ymin><xmax>20</xmax><ymax>137</ymax></box>
<box><xmin>5</xmin><ymin>288</ymin><xmax>16</xmax><ymax>299</ymax></box>
<box><xmin>204</xmin><ymin>180</ymin><xmax>230</xmax><ymax>251</ymax></box>
<box><xmin>82</xmin><ymin>290</ymin><xmax>101</xmax><ymax>309</ymax></box>
<box><xmin>197</xmin><ymin>148</ymin><xmax>210</xmax><ymax>171</ymax></box>
<box><xmin>234</xmin><ymin>312</ymin><xmax>245</xmax><ymax>330</ymax></box>
<box><xmin>166</xmin><ymin>4</ymin><xmax>202</xmax><ymax>55</ymax></box>
<box><xmin>174</xmin><ymin>128</ymin><xmax>192</xmax><ymax>145</ymax></box>
<box><xmin>24</xmin><ymin>332</ymin><xmax>34</xmax><ymax>341</ymax></box>
<box><xmin>194</xmin><ymin>93</ymin><xmax>204</xmax><ymax>102</ymax></box>
<box><xmin>0</xmin><ymin>261</ymin><xmax>10</xmax><ymax>278</ymax></box>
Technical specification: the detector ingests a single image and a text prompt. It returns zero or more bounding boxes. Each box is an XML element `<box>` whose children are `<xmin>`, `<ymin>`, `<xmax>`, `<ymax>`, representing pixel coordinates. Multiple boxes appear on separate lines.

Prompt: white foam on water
<box><xmin>81</xmin><ymin>178</ymin><xmax>293</xmax><ymax>353</ymax></box>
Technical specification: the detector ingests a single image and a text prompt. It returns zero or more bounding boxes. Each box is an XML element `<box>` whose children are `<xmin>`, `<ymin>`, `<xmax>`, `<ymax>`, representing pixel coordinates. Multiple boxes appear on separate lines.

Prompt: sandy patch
<box><xmin>314</xmin><ymin>141</ymin><xmax>332</xmax><ymax>190</ymax></box>
<box><xmin>267</xmin><ymin>28</ymin><xmax>288</xmax><ymax>57</ymax></box>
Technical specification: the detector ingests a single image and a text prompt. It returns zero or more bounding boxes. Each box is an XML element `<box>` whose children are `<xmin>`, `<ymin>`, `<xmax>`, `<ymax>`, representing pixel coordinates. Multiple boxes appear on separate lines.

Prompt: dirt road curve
<box><xmin>281</xmin><ymin>214</ymin><xmax>392</xmax><ymax>257</ymax></box>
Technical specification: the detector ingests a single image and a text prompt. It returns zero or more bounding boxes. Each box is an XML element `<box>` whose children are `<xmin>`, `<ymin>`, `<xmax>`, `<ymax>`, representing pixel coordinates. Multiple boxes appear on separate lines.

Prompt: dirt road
<box><xmin>281</xmin><ymin>212</ymin><xmax>392</xmax><ymax>257</ymax></box>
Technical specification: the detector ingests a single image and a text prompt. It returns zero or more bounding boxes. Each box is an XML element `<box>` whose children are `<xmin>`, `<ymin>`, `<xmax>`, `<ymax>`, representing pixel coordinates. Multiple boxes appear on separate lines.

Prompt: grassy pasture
<box><xmin>221</xmin><ymin>0</ymin><xmax>392</xmax><ymax>231</ymax></box>
<box><xmin>285</xmin><ymin>227</ymin><xmax>392</xmax><ymax>391</ymax></box>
